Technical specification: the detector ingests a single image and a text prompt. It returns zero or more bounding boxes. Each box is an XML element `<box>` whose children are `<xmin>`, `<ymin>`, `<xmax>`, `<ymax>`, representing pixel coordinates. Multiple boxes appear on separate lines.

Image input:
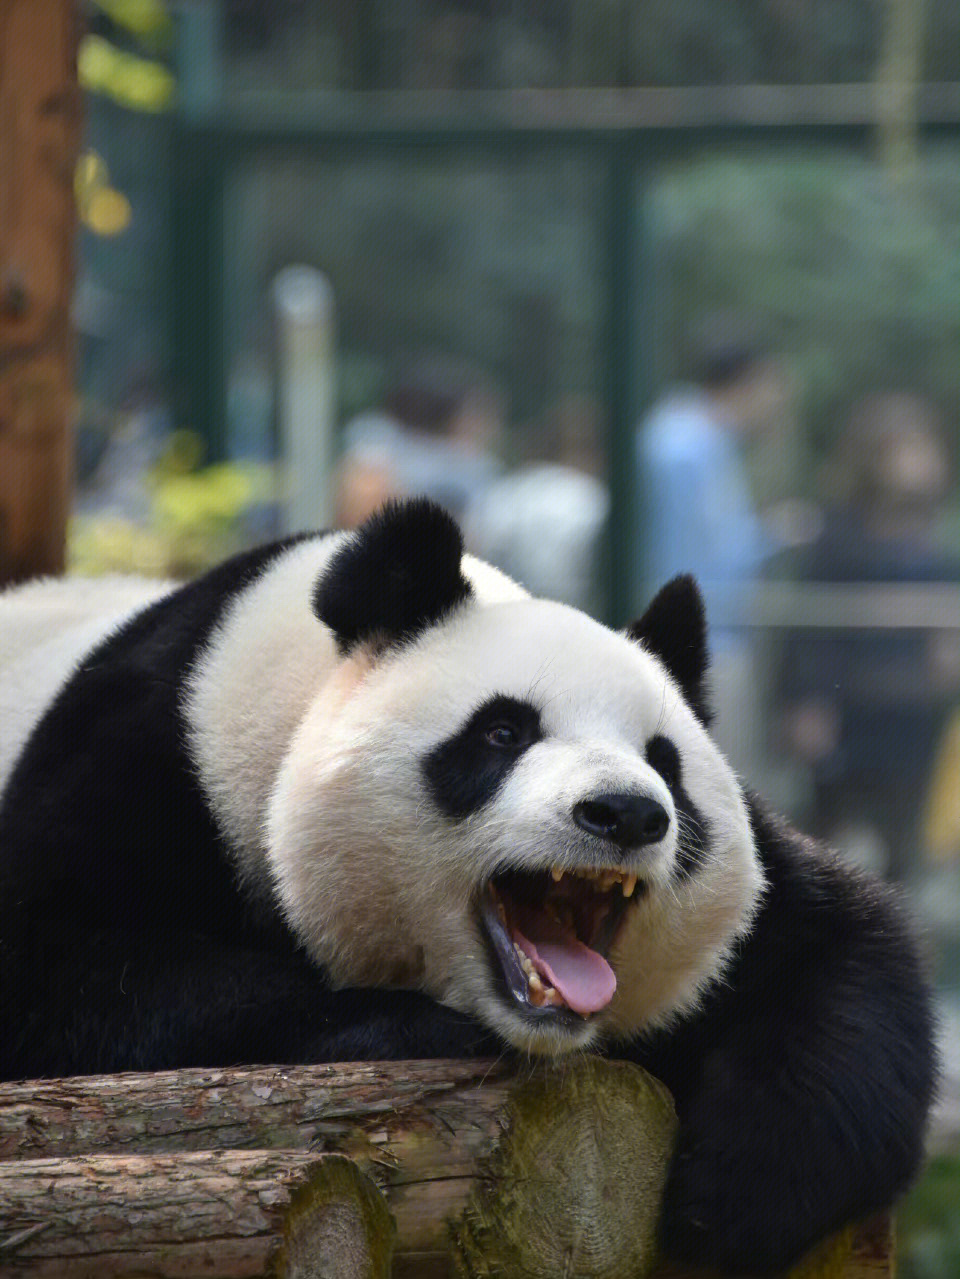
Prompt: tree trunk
<box><xmin>0</xmin><ymin>0</ymin><xmax>81</xmax><ymax>584</ymax></box>
<box><xmin>0</xmin><ymin>1060</ymin><xmax>893</xmax><ymax>1279</ymax></box>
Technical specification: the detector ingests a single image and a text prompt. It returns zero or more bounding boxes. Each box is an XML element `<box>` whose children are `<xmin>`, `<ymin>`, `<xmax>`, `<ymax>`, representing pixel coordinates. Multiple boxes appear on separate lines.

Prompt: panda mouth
<box><xmin>480</xmin><ymin>867</ymin><xmax>647</xmax><ymax>1022</ymax></box>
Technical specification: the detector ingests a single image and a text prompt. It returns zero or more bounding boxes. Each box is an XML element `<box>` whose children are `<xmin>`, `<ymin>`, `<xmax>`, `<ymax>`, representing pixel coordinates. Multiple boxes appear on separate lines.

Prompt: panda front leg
<box><xmin>636</xmin><ymin>845</ymin><xmax>936</xmax><ymax>1273</ymax></box>
<box><xmin>1</xmin><ymin>923</ymin><xmax>335</xmax><ymax>1079</ymax></box>
<box><xmin>1</xmin><ymin>914</ymin><xmax>500</xmax><ymax>1080</ymax></box>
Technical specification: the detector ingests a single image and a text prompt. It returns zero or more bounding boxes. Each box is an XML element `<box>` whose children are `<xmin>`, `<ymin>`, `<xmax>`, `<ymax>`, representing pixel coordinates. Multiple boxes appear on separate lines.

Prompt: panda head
<box><xmin>266</xmin><ymin>499</ymin><xmax>764</xmax><ymax>1056</ymax></box>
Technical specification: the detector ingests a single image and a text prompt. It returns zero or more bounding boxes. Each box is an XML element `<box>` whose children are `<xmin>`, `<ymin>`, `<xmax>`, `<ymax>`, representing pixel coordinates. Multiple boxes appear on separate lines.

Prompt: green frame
<box><xmin>168</xmin><ymin>85</ymin><xmax>960</xmax><ymax>623</ymax></box>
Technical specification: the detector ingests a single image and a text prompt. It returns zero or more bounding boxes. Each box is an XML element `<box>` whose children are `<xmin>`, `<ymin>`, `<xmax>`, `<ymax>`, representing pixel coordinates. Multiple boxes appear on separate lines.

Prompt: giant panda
<box><xmin>0</xmin><ymin>498</ymin><xmax>935</xmax><ymax>1274</ymax></box>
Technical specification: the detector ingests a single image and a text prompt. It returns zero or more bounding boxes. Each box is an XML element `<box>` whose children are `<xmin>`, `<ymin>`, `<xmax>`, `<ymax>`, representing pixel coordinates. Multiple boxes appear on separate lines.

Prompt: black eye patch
<box><xmin>645</xmin><ymin>735</ymin><xmax>681</xmax><ymax>790</ymax></box>
<box><xmin>423</xmin><ymin>695</ymin><xmax>541</xmax><ymax>820</ymax></box>
<box><xmin>645</xmin><ymin>734</ymin><xmax>710</xmax><ymax>879</ymax></box>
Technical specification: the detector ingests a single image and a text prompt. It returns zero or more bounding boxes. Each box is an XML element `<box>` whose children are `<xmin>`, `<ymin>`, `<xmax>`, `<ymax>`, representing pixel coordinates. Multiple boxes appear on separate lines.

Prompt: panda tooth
<box><xmin>528</xmin><ymin>971</ymin><xmax>547</xmax><ymax>1005</ymax></box>
<box><xmin>550</xmin><ymin>867</ymin><xmax>564</xmax><ymax>882</ymax></box>
<box><xmin>622</xmin><ymin>873</ymin><xmax>637</xmax><ymax>898</ymax></box>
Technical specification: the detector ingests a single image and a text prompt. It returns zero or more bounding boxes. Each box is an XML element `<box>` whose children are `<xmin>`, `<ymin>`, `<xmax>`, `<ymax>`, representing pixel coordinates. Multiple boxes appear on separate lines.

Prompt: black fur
<box><xmin>624</xmin><ymin>798</ymin><xmax>937</xmax><ymax>1273</ymax></box>
<box><xmin>628</xmin><ymin>575</ymin><xmax>711</xmax><ymax>723</ymax></box>
<box><xmin>313</xmin><ymin>497</ymin><xmax>473</xmax><ymax>653</ymax></box>
<box><xmin>422</xmin><ymin>694</ymin><xmax>541</xmax><ymax>819</ymax></box>
<box><xmin>645</xmin><ymin>734</ymin><xmax>709</xmax><ymax>878</ymax></box>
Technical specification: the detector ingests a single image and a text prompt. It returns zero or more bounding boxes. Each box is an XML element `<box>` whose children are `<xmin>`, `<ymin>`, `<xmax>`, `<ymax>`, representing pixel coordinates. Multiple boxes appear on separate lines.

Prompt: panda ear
<box><xmin>313</xmin><ymin>498</ymin><xmax>473</xmax><ymax>654</ymax></box>
<box><xmin>626</xmin><ymin>575</ymin><xmax>712</xmax><ymax>724</ymax></box>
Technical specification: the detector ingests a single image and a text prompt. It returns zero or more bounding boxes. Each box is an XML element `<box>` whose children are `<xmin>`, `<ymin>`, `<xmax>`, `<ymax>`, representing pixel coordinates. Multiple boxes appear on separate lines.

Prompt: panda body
<box><xmin>0</xmin><ymin>500</ymin><xmax>935</xmax><ymax>1274</ymax></box>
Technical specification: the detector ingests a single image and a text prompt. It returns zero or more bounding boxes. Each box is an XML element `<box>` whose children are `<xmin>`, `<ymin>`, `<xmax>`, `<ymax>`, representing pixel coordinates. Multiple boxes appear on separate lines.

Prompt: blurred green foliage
<box><xmin>79</xmin><ymin>33</ymin><xmax>175</xmax><ymax>112</ymax></box>
<box><xmin>898</xmin><ymin>1154</ymin><xmax>960</xmax><ymax>1279</ymax></box>
<box><xmin>653</xmin><ymin>148</ymin><xmax>960</xmax><ymax>461</ymax></box>
<box><xmin>92</xmin><ymin>0</ymin><xmax>173</xmax><ymax>46</ymax></box>
<box><xmin>70</xmin><ymin>434</ymin><xmax>276</xmax><ymax>578</ymax></box>
<box><xmin>80</xmin><ymin>0</ymin><xmax>175</xmax><ymax>113</ymax></box>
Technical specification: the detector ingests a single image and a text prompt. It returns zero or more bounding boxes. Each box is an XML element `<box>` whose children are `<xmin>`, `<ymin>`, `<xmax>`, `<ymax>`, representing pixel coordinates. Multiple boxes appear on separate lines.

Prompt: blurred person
<box><xmin>637</xmin><ymin>322</ymin><xmax>790</xmax><ymax>773</ymax></box>
<box><xmin>463</xmin><ymin>394</ymin><xmax>609</xmax><ymax>615</ymax></box>
<box><xmin>334</xmin><ymin>353</ymin><xmax>503</xmax><ymax>528</ymax></box>
<box><xmin>778</xmin><ymin>392</ymin><xmax>960</xmax><ymax>880</ymax></box>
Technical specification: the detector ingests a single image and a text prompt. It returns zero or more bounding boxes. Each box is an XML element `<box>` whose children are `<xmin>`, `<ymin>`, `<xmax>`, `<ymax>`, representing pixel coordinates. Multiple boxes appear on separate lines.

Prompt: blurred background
<box><xmin>9</xmin><ymin>1</ymin><xmax>960</xmax><ymax>1269</ymax></box>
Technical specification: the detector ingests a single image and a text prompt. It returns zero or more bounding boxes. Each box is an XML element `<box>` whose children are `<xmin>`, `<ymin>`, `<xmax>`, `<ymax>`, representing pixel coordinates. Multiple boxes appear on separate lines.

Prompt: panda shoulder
<box><xmin>736</xmin><ymin>794</ymin><xmax>924</xmax><ymax>992</ymax></box>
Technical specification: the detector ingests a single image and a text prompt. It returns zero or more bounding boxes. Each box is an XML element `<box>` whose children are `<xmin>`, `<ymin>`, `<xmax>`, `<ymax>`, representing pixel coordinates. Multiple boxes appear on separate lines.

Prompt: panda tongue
<box><xmin>512</xmin><ymin>922</ymin><xmax>617</xmax><ymax>1016</ymax></box>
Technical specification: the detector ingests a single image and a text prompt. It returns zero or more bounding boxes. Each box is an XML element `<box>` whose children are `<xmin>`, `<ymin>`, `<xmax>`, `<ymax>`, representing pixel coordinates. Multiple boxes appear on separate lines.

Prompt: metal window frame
<box><xmin>168</xmin><ymin>83</ymin><xmax>960</xmax><ymax>623</ymax></box>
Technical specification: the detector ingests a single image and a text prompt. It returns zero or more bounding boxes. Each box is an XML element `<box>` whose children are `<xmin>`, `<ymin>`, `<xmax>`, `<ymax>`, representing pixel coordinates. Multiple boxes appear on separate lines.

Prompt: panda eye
<box><xmin>646</xmin><ymin>735</ymin><xmax>680</xmax><ymax>790</ymax></box>
<box><xmin>485</xmin><ymin>723</ymin><xmax>520</xmax><ymax>748</ymax></box>
<box><xmin>470</xmin><ymin>695</ymin><xmax>541</xmax><ymax>753</ymax></box>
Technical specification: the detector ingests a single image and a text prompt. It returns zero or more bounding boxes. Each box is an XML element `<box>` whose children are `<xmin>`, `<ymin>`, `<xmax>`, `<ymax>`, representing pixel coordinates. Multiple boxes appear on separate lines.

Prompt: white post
<box><xmin>272</xmin><ymin>266</ymin><xmax>336</xmax><ymax>533</ymax></box>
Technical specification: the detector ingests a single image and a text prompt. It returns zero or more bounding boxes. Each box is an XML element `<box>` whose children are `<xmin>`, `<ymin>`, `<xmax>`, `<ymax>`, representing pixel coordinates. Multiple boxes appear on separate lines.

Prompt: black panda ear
<box><xmin>313</xmin><ymin>498</ymin><xmax>474</xmax><ymax>654</ymax></box>
<box><xmin>626</xmin><ymin>575</ymin><xmax>711</xmax><ymax>724</ymax></box>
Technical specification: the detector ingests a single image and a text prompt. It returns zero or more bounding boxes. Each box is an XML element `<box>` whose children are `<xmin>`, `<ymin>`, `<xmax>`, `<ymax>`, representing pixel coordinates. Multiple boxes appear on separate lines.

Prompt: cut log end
<box><xmin>452</xmin><ymin>1057</ymin><xmax>678</xmax><ymax>1279</ymax></box>
<box><xmin>273</xmin><ymin>1155</ymin><xmax>395</xmax><ymax>1279</ymax></box>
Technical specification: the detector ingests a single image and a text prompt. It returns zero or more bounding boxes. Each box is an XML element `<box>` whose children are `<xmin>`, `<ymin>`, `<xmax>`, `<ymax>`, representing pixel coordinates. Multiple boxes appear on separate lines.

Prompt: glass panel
<box><xmin>641</xmin><ymin>145</ymin><xmax>960</xmax><ymax>914</ymax></box>
<box><xmin>221</xmin><ymin>148</ymin><xmax>609</xmax><ymax>613</ymax></box>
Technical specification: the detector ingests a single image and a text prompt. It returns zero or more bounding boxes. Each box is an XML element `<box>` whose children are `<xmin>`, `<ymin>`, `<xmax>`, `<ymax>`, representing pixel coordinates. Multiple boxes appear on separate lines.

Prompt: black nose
<box><xmin>572</xmin><ymin>793</ymin><xmax>670</xmax><ymax>848</ymax></box>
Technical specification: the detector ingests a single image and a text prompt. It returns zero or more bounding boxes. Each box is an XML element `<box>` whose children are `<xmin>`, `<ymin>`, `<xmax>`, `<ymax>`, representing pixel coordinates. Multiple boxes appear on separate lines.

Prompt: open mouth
<box><xmin>480</xmin><ymin>866</ymin><xmax>647</xmax><ymax>1024</ymax></box>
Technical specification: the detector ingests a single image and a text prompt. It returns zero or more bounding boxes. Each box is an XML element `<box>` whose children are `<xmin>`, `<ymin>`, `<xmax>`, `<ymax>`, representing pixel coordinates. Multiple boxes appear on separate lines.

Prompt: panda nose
<box><xmin>572</xmin><ymin>793</ymin><xmax>670</xmax><ymax>849</ymax></box>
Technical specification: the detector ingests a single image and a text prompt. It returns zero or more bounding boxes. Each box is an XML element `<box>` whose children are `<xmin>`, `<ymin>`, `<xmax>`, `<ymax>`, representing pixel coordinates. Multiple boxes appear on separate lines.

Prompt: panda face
<box><xmin>266</xmin><ymin>572</ymin><xmax>764</xmax><ymax>1057</ymax></box>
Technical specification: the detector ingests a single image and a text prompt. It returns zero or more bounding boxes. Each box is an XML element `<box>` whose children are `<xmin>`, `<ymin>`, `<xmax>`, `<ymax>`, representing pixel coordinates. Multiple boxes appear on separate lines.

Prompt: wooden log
<box><xmin>0</xmin><ymin>1059</ymin><xmax>512</xmax><ymax>1162</ymax></box>
<box><xmin>0</xmin><ymin>1060</ymin><xmax>893</xmax><ymax>1279</ymax></box>
<box><xmin>0</xmin><ymin>1059</ymin><xmax>676</xmax><ymax>1278</ymax></box>
<box><xmin>0</xmin><ymin>1150</ymin><xmax>394</xmax><ymax>1279</ymax></box>
<box><xmin>0</xmin><ymin>0</ymin><xmax>82</xmax><ymax>584</ymax></box>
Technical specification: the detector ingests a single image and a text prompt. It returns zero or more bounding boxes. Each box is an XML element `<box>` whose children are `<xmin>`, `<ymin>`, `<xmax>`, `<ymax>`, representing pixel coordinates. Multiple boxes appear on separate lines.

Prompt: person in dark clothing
<box><xmin>779</xmin><ymin>393</ymin><xmax>960</xmax><ymax>879</ymax></box>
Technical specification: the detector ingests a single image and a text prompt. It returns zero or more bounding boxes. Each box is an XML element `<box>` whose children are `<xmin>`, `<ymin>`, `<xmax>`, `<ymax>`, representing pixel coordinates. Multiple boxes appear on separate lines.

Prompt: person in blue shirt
<box><xmin>638</xmin><ymin>336</ymin><xmax>781</xmax><ymax>637</ymax></box>
<box><xmin>637</xmin><ymin>334</ymin><xmax>784</xmax><ymax>772</ymax></box>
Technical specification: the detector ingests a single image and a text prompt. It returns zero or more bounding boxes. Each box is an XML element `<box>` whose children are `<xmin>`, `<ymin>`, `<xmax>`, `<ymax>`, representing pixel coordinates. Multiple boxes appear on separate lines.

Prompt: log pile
<box><xmin>0</xmin><ymin>1058</ymin><xmax>891</xmax><ymax>1278</ymax></box>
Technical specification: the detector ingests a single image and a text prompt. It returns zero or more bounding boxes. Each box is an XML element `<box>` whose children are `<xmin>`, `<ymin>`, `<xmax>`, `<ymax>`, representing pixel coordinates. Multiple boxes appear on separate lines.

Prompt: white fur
<box><xmin>0</xmin><ymin>575</ymin><xmax>172</xmax><ymax>793</ymax></box>
<box><xmin>183</xmin><ymin>539</ymin><xmax>528</xmax><ymax>896</ymax></box>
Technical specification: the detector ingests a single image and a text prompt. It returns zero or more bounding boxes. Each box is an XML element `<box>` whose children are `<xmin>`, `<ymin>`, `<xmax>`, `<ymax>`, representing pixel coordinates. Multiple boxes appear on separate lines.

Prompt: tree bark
<box><xmin>0</xmin><ymin>0</ymin><xmax>81</xmax><ymax>584</ymax></box>
<box><xmin>0</xmin><ymin>1059</ymin><xmax>511</xmax><ymax>1162</ymax></box>
<box><xmin>0</xmin><ymin>1060</ymin><xmax>893</xmax><ymax>1279</ymax></box>
<box><xmin>0</xmin><ymin>1151</ymin><xmax>396</xmax><ymax>1279</ymax></box>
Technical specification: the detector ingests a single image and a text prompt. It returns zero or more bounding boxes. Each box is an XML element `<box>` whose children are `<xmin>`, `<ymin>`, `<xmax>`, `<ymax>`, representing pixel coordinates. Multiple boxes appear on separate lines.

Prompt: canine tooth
<box><xmin>622</xmin><ymin>872</ymin><xmax>637</xmax><ymax>898</ymax></box>
<box><xmin>551</xmin><ymin>867</ymin><xmax>564</xmax><ymax>882</ymax></box>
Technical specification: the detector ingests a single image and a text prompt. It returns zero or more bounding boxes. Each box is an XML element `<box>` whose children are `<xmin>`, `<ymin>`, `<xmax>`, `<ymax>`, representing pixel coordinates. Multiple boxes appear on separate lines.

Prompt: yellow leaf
<box><xmin>83</xmin><ymin>187</ymin><xmax>132</xmax><ymax>237</ymax></box>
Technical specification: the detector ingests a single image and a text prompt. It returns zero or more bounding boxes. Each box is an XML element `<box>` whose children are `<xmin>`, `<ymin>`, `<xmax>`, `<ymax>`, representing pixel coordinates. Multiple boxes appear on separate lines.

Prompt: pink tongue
<box><xmin>513</xmin><ymin>927</ymin><xmax>617</xmax><ymax>1016</ymax></box>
